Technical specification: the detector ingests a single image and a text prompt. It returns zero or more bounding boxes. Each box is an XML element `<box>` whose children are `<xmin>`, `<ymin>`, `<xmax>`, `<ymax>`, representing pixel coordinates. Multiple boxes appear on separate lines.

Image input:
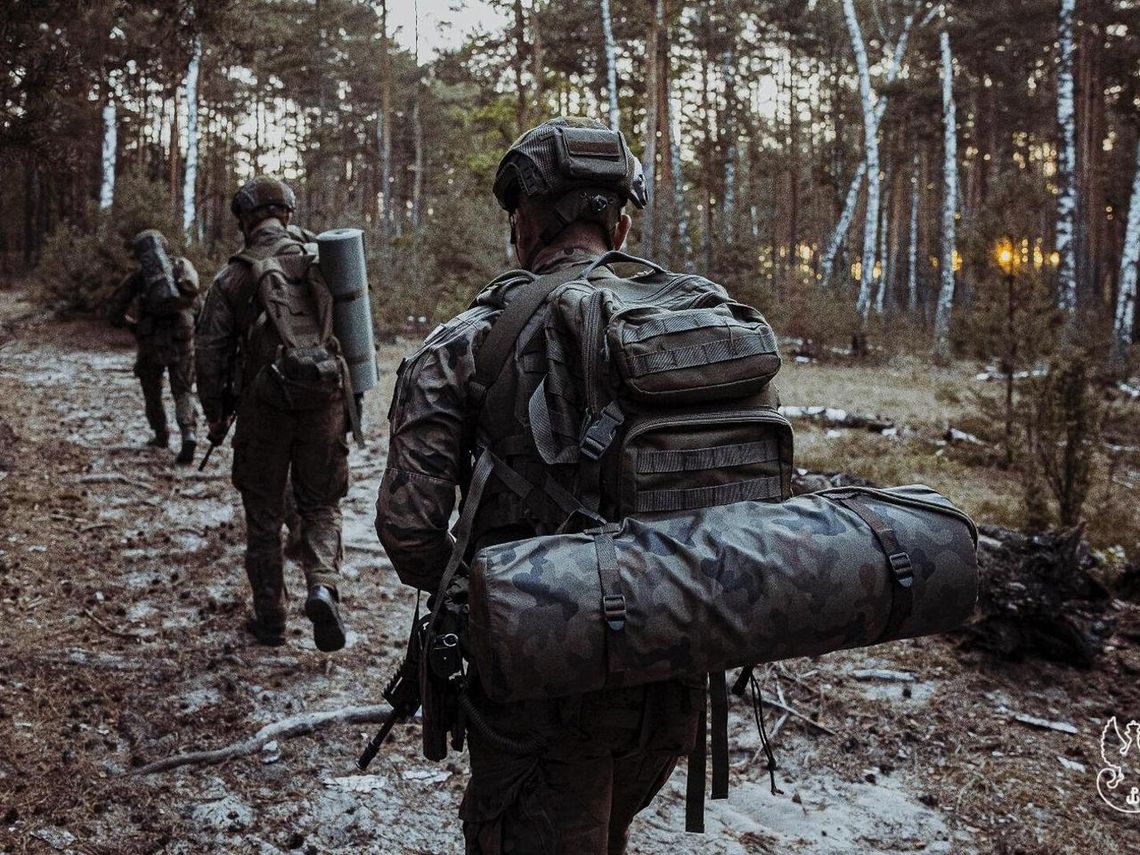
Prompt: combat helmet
<box><xmin>230</xmin><ymin>175</ymin><xmax>296</xmax><ymax>220</ymax></box>
<box><xmin>493</xmin><ymin>117</ymin><xmax>646</xmax><ymax>258</ymax></box>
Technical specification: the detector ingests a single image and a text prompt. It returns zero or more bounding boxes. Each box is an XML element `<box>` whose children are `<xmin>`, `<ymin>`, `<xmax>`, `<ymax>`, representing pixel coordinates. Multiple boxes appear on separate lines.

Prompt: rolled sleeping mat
<box><xmin>467</xmin><ymin>485</ymin><xmax>979</xmax><ymax>703</ymax></box>
<box><xmin>316</xmin><ymin>227</ymin><xmax>378</xmax><ymax>394</ymax></box>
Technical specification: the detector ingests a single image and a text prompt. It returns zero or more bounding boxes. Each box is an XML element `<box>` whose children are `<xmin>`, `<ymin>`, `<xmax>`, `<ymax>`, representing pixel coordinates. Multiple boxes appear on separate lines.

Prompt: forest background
<box><xmin>3</xmin><ymin>0</ymin><xmax>1140</xmax><ymax>558</ymax></box>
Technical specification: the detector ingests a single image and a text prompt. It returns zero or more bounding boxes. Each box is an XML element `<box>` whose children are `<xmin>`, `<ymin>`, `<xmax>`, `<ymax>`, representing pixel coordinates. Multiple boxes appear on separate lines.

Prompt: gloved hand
<box><xmin>207</xmin><ymin>418</ymin><xmax>232</xmax><ymax>446</ymax></box>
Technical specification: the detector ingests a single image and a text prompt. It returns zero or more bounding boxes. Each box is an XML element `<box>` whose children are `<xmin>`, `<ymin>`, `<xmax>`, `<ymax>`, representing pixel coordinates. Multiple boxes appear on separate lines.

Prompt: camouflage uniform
<box><xmin>196</xmin><ymin>221</ymin><xmax>349</xmax><ymax>633</ymax></box>
<box><xmin>377</xmin><ymin>249</ymin><xmax>701</xmax><ymax>855</ymax></box>
<box><xmin>108</xmin><ymin>258</ymin><xmax>200</xmax><ymax>445</ymax></box>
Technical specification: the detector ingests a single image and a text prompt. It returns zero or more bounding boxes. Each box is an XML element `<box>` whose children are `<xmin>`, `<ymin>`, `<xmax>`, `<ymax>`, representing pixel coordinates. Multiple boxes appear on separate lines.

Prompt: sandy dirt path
<box><xmin>0</xmin><ymin>306</ymin><xmax>1134</xmax><ymax>854</ymax></box>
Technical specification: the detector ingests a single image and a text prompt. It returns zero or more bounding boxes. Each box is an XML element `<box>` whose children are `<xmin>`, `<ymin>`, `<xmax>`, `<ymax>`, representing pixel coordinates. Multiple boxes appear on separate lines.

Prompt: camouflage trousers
<box><xmin>134</xmin><ymin>345</ymin><xmax>196</xmax><ymax>442</ymax></box>
<box><xmin>460</xmin><ymin>680</ymin><xmax>701</xmax><ymax>854</ymax></box>
<box><xmin>231</xmin><ymin>395</ymin><xmax>349</xmax><ymax>625</ymax></box>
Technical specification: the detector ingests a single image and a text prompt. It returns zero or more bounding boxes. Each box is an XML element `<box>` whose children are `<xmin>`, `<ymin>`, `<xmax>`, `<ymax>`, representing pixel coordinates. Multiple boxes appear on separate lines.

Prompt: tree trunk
<box><xmin>875</xmin><ymin>163</ymin><xmax>892</xmax><ymax>314</ymax></box>
<box><xmin>533</xmin><ymin>2</ymin><xmax>545</xmax><ymax>113</ymax></box>
<box><xmin>842</xmin><ymin>0</ymin><xmax>879</xmax><ymax>319</ymax></box>
<box><xmin>934</xmin><ymin>31</ymin><xmax>959</xmax><ymax>363</ymax></box>
<box><xmin>379</xmin><ymin>0</ymin><xmax>393</xmax><ymax>244</ymax></box>
<box><xmin>820</xmin><ymin>9</ymin><xmax>918</xmax><ymax>289</ymax></box>
<box><xmin>600</xmin><ymin>0</ymin><xmax>619</xmax><ymax>129</ymax></box>
<box><xmin>1055</xmin><ymin>0</ymin><xmax>1079</xmax><ymax>319</ymax></box>
<box><xmin>641</xmin><ymin>0</ymin><xmax>662</xmax><ymax>258</ymax></box>
<box><xmin>513</xmin><ymin>0</ymin><xmax>527</xmax><ymax>134</ymax></box>
<box><xmin>667</xmin><ymin>87</ymin><xmax>692</xmax><ymax>270</ymax></box>
<box><xmin>99</xmin><ymin>91</ymin><xmax>117</xmax><ymax>212</ymax></box>
<box><xmin>1113</xmin><ymin>137</ymin><xmax>1140</xmax><ymax>370</ymax></box>
<box><xmin>720</xmin><ymin>0</ymin><xmax>738</xmax><ymax>243</ymax></box>
<box><xmin>411</xmin><ymin>89</ymin><xmax>423</xmax><ymax>229</ymax></box>
<box><xmin>181</xmin><ymin>36</ymin><xmax>201</xmax><ymax>240</ymax></box>
<box><xmin>907</xmin><ymin>147</ymin><xmax>920</xmax><ymax>314</ymax></box>
<box><xmin>820</xmin><ymin>160</ymin><xmax>866</xmax><ymax>286</ymax></box>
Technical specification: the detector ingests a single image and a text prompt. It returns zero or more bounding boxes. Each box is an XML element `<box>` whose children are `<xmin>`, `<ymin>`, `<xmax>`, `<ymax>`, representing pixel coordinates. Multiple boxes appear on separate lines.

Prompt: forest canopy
<box><xmin>2</xmin><ymin>0</ymin><xmax>1139</xmax><ymax>360</ymax></box>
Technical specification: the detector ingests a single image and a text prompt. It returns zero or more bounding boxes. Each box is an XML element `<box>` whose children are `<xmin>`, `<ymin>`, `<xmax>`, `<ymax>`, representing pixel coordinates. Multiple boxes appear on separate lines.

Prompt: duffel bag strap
<box><xmin>594</xmin><ymin>524</ymin><xmax>628</xmax><ymax>679</ymax></box>
<box><xmin>685</xmin><ymin>698</ymin><xmax>708</xmax><ymax>833</ymax></box>
<box><xmin>829</xmin><ymin>493</ymin><xmax>915</xmax><ymax>641</ymax></box>
<box><xmin>709</xmin><ymin>671</ymin><xmax>729</xmax><ymax>801</ymax></box>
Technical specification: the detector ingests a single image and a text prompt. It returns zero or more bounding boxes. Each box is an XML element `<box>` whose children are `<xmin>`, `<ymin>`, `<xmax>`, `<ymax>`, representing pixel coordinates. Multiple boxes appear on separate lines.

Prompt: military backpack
<box><xmin>236</xmin><ymin>233</ymin><xmax>360</xmax><ymax>440</ymax></box>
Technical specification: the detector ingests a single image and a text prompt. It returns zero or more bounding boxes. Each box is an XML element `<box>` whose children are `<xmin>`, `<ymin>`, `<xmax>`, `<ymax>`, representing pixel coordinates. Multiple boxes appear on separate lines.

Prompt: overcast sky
<box><xmin>387</xmin><ymin>0</ymin><xmax>509</xmax><ymax>60</ymax></box>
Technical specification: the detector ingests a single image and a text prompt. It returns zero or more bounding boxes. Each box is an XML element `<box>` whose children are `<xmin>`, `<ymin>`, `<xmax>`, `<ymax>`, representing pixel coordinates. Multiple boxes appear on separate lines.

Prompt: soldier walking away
<box><xmin>108</xmin><ymin>230</ymin><xmax>201</xmax><ymax>464</ymax></box>
<box><xmin>376</xmin><ymin>118</ymin><xmax>706</xmax><ymax>854</ymax></box>
<box><xmin>196</xmin><ymin>176</ymin><xmax>351</xmax><ymax>652</ymax></box>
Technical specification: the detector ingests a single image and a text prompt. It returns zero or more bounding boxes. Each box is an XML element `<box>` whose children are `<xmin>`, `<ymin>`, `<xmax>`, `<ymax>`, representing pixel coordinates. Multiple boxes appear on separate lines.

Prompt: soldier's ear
<box><xmin>509</xmin><ymin>214</ymin><xmax>518</xmax><ymax>246</ymax></box>
<box><xmin>612</xmin><ymin>213</ymin><xmax>632</xmax><ymax>251</ymax></box>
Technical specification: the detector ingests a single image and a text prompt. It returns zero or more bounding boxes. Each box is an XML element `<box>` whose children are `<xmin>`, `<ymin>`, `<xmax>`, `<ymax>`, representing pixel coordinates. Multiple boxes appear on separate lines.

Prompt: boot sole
<box><xmin>305</xmin><ymin>595</ymin><xmax>346</xmax><ymax>652</ymax></box>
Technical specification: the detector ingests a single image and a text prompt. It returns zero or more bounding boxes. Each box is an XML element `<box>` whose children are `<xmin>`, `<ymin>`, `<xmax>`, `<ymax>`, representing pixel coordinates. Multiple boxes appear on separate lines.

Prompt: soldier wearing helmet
<box><xmin>195</xmin><ymin>175</ymin><xmax>350</xmax><ymax>652</ymax></box>
<box><xmin>375</xmin><ymin>118</ymin><xmax>700</xmax><ymax>853</ymax></box>
<box><xmin>107</xmin><ymin>229</ymin><xmax>201</xmax><ymax>463</ymax></box>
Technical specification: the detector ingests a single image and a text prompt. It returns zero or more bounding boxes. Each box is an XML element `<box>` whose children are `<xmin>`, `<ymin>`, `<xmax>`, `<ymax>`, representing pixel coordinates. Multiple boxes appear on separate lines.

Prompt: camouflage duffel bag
<box><xmin>466</xmin><ymin>485</ymin><xmax>978</xmax><ymax>703</ymax></box>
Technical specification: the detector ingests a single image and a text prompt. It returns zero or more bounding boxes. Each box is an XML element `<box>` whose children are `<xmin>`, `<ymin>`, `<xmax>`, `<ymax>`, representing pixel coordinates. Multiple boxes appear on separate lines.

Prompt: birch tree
<box><xmin>600</xmin><ymin>0</ymin><xmax>619</xmax><ymax>130</ymax></box>
<box><xmin>99</xmin><ymin>92</ymin><xmax>117</xmax><ymax>212</ymax></box>
<box><xmin>1114</xmin><ymin>138</ymin><xmax>1140</xmax><ymax>369</ymax></box>
<box><xmin>933</xmin><ymin>30</ymin><xmax>959</xmax><ymax>362</ymax></box>
<box><xmin>181</xmin><ymin>35</ymin><xmax>202</xmax><ymax>239</ymax></box>
<box><xmin>641</xmin><ymin>0</ymin><xmax>662</xmax><ymax>257</ymax></box>
<box><xmin>1055</xmin><ymin>0</ymin><xmax>1079</xmax><ymax>318</ymax></box>
<box><xmin>378</xmin><ymin>0</ymin><xmax>393</xmax><ymax>243</ymax></box>
<box><xmin>820</xmin><ymin>6</ymin><xmax>924</xmax><ymax>287</ymax></box>
<box><xmin>842</xmin><ymin>0</ymin><xmax>879</xmax><ymax>318</ymax></box>
<box><xmin>907</xmin><ymin>147</ymin><xmax>920</xmax><ymax>314</ymax></box>
<box><xmin>720</xmin><ymin>0</ymin><xmax>738</xmax><ymax>236</ymax></box>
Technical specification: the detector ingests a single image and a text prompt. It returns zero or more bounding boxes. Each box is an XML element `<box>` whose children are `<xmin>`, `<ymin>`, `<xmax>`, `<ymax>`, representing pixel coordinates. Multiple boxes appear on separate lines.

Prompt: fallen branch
<box><xmin>1010</xmin><ymin>713</ymin><xmax>1079</xmax><ymax>735</ymax></box>
<box><xmin>133</xmin><ymin>704</ymin><xmax>392</xmax><ymax>775</ymax></box>
<box><xmin>758</xmin><ymin>693</ymin><xmax>836</xmax><ymax>735</ymax></box>
<box><xmin>779</xmin><ymin>405</ymin><xmax>894</xmax><ymax>433</ymax></box>
<box><xmin>83</xmin><ymin>609</ymin><xmax>149</xmax><ymax>641</ymax></box>
<box><xmin>851</xmin><ymin>668</ymin><xmax>915</xmax><ymax>683</ymax></box>
<box><xmin>77</xmin><ymin>472</ymin><xmax>155</xmax><ymax>491</ymax></box>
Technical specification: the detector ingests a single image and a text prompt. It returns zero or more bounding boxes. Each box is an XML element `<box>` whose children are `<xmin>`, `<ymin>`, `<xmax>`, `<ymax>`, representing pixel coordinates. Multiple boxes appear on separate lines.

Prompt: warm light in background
<box><xmin>995</xmin><ymin>238</ymin><xmax>1015</xmax><ymax>275</ymax></box>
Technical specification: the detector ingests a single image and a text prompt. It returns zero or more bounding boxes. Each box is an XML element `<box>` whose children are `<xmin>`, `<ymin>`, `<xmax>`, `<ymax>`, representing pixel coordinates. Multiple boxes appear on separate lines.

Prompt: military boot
<box><xmin>174</xmin><ymin>396</ymin><xmax>197</xmax><ymax>465</ymax></box>
<box><xmin>245</xmin><ymin>556</ymin><xmax>287</xmax><ymax>646</ymax></box>
<box><xmin>304</xmin><ymin>585</ymin><xmax>346</xmax><ymax>652</ymax></box>
<box><xmin>175</xmin><ymin>432</ymin><xmax>197</xmax><ymax>465</ymax></box>
<box><xmin>146</xmin><ymin>431</ymin><xmax>170</xmax><ymax>449</ymax></box>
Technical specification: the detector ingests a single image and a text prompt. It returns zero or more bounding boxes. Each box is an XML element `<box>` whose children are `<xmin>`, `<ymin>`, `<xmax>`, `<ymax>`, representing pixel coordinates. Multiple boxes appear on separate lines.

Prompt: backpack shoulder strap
<box><xmin>470</xmin><ymin>264</ymin><xmax>588</xmax><ymax>408</ymax></box>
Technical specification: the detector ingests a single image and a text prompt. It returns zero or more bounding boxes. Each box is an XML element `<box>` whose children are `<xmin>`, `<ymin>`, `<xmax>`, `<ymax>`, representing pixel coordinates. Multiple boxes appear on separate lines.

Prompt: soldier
<box><xmin>196</xmin><ymin>176</ymin><xmax>349</xmax><ymax>652</ymax></box>
<box><xmin>376</xmin><ymin>118</ymin><xmax>702</xmax><ymax>853</ymax></box>
<box><xmin>108</xmin><ymin>230</ymin><xmax>200</xmax><ymax>464</ymax></box>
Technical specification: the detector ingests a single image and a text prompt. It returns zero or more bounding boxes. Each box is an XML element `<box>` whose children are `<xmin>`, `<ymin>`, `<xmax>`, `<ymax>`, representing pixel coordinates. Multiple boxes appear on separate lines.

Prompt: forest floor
<box><xmin>2</xmin><ymin>290</ymin><xmax>1139</xmax><ymax>854</ymax></box>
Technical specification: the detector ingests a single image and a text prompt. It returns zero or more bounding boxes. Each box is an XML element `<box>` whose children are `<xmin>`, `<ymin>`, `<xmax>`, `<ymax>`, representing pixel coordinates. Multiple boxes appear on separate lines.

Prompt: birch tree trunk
<box><xmin>842</xmin><ymin>0</ymin><xmax>878</xmax><ymax>319</ymax></box>
<box><xmin>875</xmin><ymin>163</ymin><xmax>892</xmax><ymax>314</ymax></box>
<box><xmin>99</xmin><ymin>91</ymin><xmax>117</xmax><ymax>211</ymax></box>
<box><xmin>820</xmin><ymin>9</ymin><xmax>918</xmax><ymax>288</ymax></box>
<box><xmin>600</xmin><ymin>0</ymin><xmax>619</xmax><ymax>130</ymax></box>
<box><xmin>907</xmin><ymin>147</ymin><xmax>920</xmax><ymax>314</ymax></box>
<box><xmin>181</xmin><ymin>36</ymin><xmax>201</xmax><ymax>239</ymax></box>
<box><xmin>720</xmin><ymin>1</ymin><xmax>738</xmax><ymax>238</ymax></box>
<box><xmin>933</xmin><ymin>31</ymin><xmax>959</xmax><ymax>362</ymax></box>
<box><xmin>667</xmin><ymin>87</ymin><xmax>692</xmax><ymax>270</ymax></box>
<box><xmin>379</xmin><ymin>0</ymin><xmax>393</xmax><ymax>243</ymax></box>
<box><xmin>513</xmin><ymin>0</ymin><xmax>527</xmax><ymax>134</ymax></box>
<box><xmin>819</xmin><ymin>160</ymin><xmax>865</xmax><ymax>286</ymax></box>
<box><xmin>641</xmin><ymin>0</ymin><xmax>661</xmax><ymax>258</ymax></box>
<box><xmin>1113</xmin><ymin>138</ymin><xmax>1140</xmax><ymax>369</ymax></box>
<box><xmin>1055</xmin><ymin>0</ymin><xmax>1079</xmax><ymax>318</ymax></box>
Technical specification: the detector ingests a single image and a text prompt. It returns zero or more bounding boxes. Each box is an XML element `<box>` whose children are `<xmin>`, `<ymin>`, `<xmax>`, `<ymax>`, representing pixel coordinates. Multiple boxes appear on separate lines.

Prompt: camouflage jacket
<box><xmin>376</xmin><ymin>249</ymin><xmax>603</xmax><ymax>592</ymax></box>
<box><xmin>108</xmin><ymin>257</ymin><xmax>200</xmax><ymax>344</ymax></box>
<box><xmin>194</xmin><ymin>221</ymin><xmax>316</xmax><ymax>425</ymax></box>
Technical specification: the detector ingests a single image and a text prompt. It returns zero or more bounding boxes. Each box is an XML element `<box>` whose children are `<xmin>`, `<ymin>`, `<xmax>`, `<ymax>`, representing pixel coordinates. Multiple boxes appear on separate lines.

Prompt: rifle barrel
<box><xmin>197</xmin><ymin>443</ymin><xmax>216</xmax><ymax>472</ymax></box>
<box><xmin>357</xmin><ymin>710</ymin><xmax>401</xmax><ymax>771</ymax></box>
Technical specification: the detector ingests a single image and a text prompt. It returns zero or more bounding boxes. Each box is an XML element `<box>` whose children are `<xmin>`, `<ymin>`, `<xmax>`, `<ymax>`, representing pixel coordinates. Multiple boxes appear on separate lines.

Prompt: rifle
<box><xmin>358</xmin><ymin>613</ymin><xmax>429</xmax><ymax>770</ymax></box>
<box><xmin>198</xmin><ymin>339</ymin><xmax>240</xmax><ymax>471</ymax></box>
